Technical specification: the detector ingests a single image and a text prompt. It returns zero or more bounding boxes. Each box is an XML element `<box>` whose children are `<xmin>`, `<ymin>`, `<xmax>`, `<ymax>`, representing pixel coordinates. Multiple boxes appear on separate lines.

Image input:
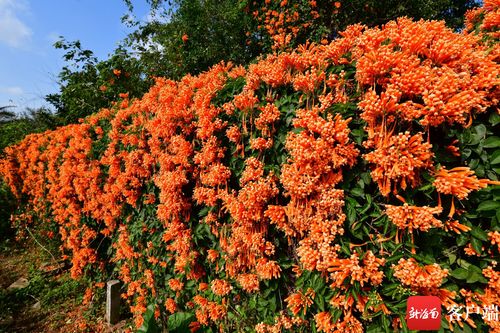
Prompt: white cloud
<box><xmin>0</xmin><ymin>0</ymin><xmax>32</xmax><ymax>48</ymax></box>
<box><xmin>0</xmin><ymin>86</ymin><xmax>24</xmax><ymax>95</ymax></box>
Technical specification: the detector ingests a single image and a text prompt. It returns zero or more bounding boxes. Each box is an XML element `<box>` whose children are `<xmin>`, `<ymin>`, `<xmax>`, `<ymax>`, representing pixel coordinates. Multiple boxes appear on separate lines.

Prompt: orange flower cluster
<box><xmin>392</xmin><ymin>258</ymin><xmax>448</xmax><ymax>289</ymax></box>
<box><xmin>364</xmin><ymin>132</ymin><xmax>433</xmax><ymax>196</ymax></box>
<box><xmin>490</xmin><ymin>231</ymin><xmax>500</xmax><ymax>252</ymax></box>
<box><xmin>314</xmin><ymin>310</ymin><xmax>363</xmax><ymax>333</ymax></box>
<box><xmin>285</xmin><ymin>288</ymin><xmax>315</xmax><ymax>316</ymax></box>
<box><xmin>456</xmin><ymin>265</ymin><xmax>500</xmax><ymax>331</ymax></box>
<box><xmin>392</xmin><ymin>258</ymin><xmax>460</xmax><ymax>310</ymax></box>
<box><xmin>356</xmin><ymin>16</ymin><xmax>500</xmax><ymax>197</ymax></box>
<box><xmin>327</xmin><ymin>251</ymin><xmax>385</xmax><ymax>288</ymax></box>
<box><xmin>465</xmin><ymin>0</ymin><xmax>500</xmax><ymax>39</ymax></box>
<box><xmin>385</xmin><ymin>204</ymin><xmax>443</xmax><ymax>232</ymax></box>
<box><xmin>433</xmin><ymin>166</ymin><xmax>500</xmax><ymax>199</ymax></box>
<box><xmin>165</xmin><ymin>298</ymin><xmax>177</xmax><ymax>314</ymax></box>
<box><xmin>210</xmin><ymin>279</ymin><xmax>232</xmax><ymax>296</ymax></box>
<box><xmin>236</xmin><ymin>273</ymin><xmax>260</xmax><ymax>292</ymax></box>
<box><xmin>192</xmin><ymin>295</ymin><xmax>227</xmax><ymax>326</ymax></box>
<box><xmin>255</xmin><ymin>311</ymin><xmax>307</xmax><ymax>333</ymax></box>
<box><xmin>247</xmin><ymin>1</ymin><xmax>345</xmax><ymax>50</ymax></box>
<box><xmin>250</xmin><ymin>0</ymin><xmax>309</xmax><ymax>49</ymax></box>
<box><xmin>0</xmin><ymin>5</ymin><xmax>499</xmax><ymax>330</ymax></box>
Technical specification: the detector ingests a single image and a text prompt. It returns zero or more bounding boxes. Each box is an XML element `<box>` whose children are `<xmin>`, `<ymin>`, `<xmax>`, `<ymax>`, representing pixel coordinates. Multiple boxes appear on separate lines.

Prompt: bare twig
<box><xmin>25</xmin><ymin>226</ymin><xmax>58</xmax><ymax>264</ymax></box>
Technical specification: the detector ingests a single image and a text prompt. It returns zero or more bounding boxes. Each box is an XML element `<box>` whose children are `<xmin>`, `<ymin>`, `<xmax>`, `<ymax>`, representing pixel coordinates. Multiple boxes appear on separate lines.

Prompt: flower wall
<box><xmin>1</xmin><ymin>2</ymin><xmax>500</xmax><ymax>332</ymax></box>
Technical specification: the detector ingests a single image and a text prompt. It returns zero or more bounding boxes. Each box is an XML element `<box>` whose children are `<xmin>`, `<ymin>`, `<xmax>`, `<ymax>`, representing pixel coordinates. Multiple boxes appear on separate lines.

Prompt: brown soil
<box><xmin>0</xmin><ymin>242</ymin><xmax>131</xmax><ymax>333</ymax></box>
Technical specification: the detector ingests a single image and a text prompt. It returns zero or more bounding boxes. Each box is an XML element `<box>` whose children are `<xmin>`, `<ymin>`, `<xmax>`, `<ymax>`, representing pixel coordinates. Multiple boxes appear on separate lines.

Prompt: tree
<box><xmin>0</xmin><ymin>107</ymin><xmax>56</xmax><ymax>152</ymax></box>
<box><xmin>44</xmin><ymin>0</ymin><xmax>482</xmax><ymax>126</ymax></box>
<box><xmin>122</xmin><ymin>0</ymin><xmax>260</xmax><ymax>79</ymax></box>
<box><xmin>0</xmin><ymin>106</ymin><xmax>15</xmax><ymax>124</ymax></box>
<box><xmin>46</xmin><ymin>39</ymin><xmax>152</xmax><ymax>125</ymax></box>
<box><xmin>122</xmin><ymin>0</ymin><xmax>480</xmax><ymax>74</ymax></box>
<box><xmin>246</xmin><ymin>0</ymin><xmax>481</xmax><ymax>50</ymax></box>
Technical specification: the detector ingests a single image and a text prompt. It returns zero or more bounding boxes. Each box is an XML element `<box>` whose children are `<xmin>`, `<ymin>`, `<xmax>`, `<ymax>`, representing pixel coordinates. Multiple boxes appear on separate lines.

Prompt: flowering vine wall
<box><xmin>1</xmin><ymin>2</ymin><xmax>500</xmax><ymax>332</ymax></box>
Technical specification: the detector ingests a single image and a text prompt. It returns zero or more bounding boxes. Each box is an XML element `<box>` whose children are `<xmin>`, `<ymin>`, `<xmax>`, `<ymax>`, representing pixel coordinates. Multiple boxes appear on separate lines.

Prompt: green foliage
<box><xmin>0</xmin><ymin>106</ymin><xmax>16</xmax><ymax>125</ymax></box>
<box><xmin>0</xmin><ymin>181</ymin><xmax>15</xmax><ymax>241</ymax></box>
<box><xmin>0</xmin><ymin>265</ymin><xmax>85</xmax><ymax>330</ymax></box>
<box><xmin>121</xmin><ymin>0</ymin><xmax>480</xmax><ymax>79</ymax></box>
<box><xmin>46</xmin><ymin>38</ymin><xmax>152</xmax><ymax>125</ymax></box>
<box><xmin>43</xmin><ymin>0</ymin><xmax>482</xmax><ymax>129</ymax></box>
<box><xmin>123</xmin><ymin>0</ymin><xmax>260</xmax><ymax>80</ymax></box>
<box><xmin>0</xmin><ymin>108</ymin><xmax>56</xmax><ymax>153</ymax></box>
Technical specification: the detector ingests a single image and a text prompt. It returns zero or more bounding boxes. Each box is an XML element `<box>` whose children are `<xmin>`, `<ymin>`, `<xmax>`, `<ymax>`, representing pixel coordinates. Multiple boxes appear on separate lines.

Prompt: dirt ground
<box><xmin>0</xmin><ymin>244</ymin><xmax>90</xmax><ymax>332</ymax></box>
<box><xmin>0</xmin><ymin>245</ymin><xmax>42</xmax><ymax>332</ymax></box>
<box><xmin>0</xmin><ymin>240</ymin><xmax>133</xmax><ymax>333</ymax></box>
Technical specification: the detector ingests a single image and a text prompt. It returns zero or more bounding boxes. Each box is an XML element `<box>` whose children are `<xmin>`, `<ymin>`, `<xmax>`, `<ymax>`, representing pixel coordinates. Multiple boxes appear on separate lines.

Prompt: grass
<box><xmin>0</xmin><ymin>238</ymin><xmax>107</xmax><ymax>332</ymax></box>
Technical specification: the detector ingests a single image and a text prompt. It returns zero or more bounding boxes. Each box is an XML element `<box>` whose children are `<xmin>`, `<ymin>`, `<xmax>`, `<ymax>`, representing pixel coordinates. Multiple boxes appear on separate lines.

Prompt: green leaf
<box><xmin>490</xmin><ymin>150</ymin><xmax>500</xmax><ymax>165</ymax></box>
<box><xmin>483</xmin><ymin>136</ymin><xmax>500</xmax><ymax>148</ymax></box>
<box><xmin>346</xmin><ymin>202</ymin><xmax>357</xmax><ymax>224</ymax></box>
<box><xmin>366</xmin><ymin>323</ymin><xmax>387</xmax><ymax>333</ymax></box>
<box><xmin>466</xmin><ymin>265</ymin><xmax>487</xmax><ymax>284</ymax></box>
<box><xmin>137</xmin><ymin>304</ymin><xmax>160</xmax><ymax>333</ymax></box>
<box><xmin>360</xmin><ymin>172</ymin><xmax>371</xmax><ymax>185</ymax></box>
<box><xmin>468</xmin><ymin>159</ymin><xmax>479</xmax><ymax>169</ymax></box>
<box><xmin>168</xmin><ymin>312</ymin><xmax>195</xmax><ymax>333</ymax></box>
<box><xmin>462</xmin><ymin>148</ymin><xmax>472</xmax><ymax>159</ymax></box>
<box><xmin>451</xmin><ymin>268</ymin><xmax>468</xmax><ymax>280</ymax></box>
<box><xmin>457</xmin><ymin>258</ymin><xmax>471</xmax><ymax>269</ymax></box>
<box><xmin>350</xmin><ymin>186</ymin><xmax>365</xmax><ymax>198</ymax></box>
<box><xmin>470</xmin><ymin>237</ymin><xmax>482</xmax><ymax>255</ymax></box>
<box><xmin>470</xmin><ymin>226</ymin><xmax>488</xmax><ymax>241</ymax></box>
<box><xmin>447</xmin><ymin>253</ymin><xmax>457</xmax><ymax>265</ymax></box>
<box><xmin>461</xmin><ymin>322</ymin><xmax>474</xmax><ymax>333</ymax></box>
<box><xmin>489</xmin><ymin>112</ymin><xmax>500</xmax><ymax>126</ymax></box>
<box><xmin>316</xmin><ymin>293</ymin><xmax>325</xmax><ymax>311</ymax></box>
<box><xmin>477</xmin><ymin>201</ymin><xmax>500</xmax><ymax>212</ymax></box>
<box><xmin>474</xmin><ymin>124</ymin><xmax>487</xmax><ymax>138</ymax></box>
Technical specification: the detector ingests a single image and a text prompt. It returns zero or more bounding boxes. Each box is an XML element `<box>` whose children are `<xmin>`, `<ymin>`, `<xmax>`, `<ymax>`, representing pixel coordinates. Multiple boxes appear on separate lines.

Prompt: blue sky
<box><xmin>0</xmin><ymin>0</ymin><xmax>151</xmax><ymax>112</ymax></box>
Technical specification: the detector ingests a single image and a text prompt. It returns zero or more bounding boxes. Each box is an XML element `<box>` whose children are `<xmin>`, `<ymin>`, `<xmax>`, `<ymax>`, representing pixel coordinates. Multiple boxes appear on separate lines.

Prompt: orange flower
<box><xmin>225</xmin><ymin>125</ymin><xmax>241</xmax><ymax>143</ymax></box>
<box><xmin>83</xmin><ymin>287</ymin><xmax>93</xmax><ymax>305</ymax></box>
<box><xmin>433</xmin><ymin>166</ymin><xmax>500</xmax><ymax>199</ymax></box>
<box><xmin>443</xmin><ymin>220</ymin><xmax>471</xmax><ymax>234</ymax></box>
<box><xmin>189</xmin><ymin>321</ymin><xmax>201</xmax><ymax>333</ymax></box>
<box><xmin>182</xmin><ymin>34</ymin><xmax>189</xmax><ymax>43</ymax></box>
<box><xmin>165</xmin><ymin>298</ymin><xmax>177</xmax><ymax>314</ymax></box>
<box><xmin>464</xmin><ymin>243</ymin><xmax>481</xmax><ymax>256</ymax></box>
<box><xmin>315</xmin><ymin>311</ymin><xmax>333</xmax><ymax>332</ymax></box>
<box><xmin>285</xmin><ymin>288</ymin><xmax>315</xmax><ymax>315</ymax></box>
<box><xmin>392</xmin><ymin>258</ymin><xmax>448</xmax><ymax>289</ymax></box>
<box><xmin>385</xmin><ymin>204</ymin><xmax>443</xmax><ymax>232</ymax></box>
<box><xmin>237</xmin><ymin>273</ymin><xmax>260</xmax><ymax>292</ymax></box>
<box><xmin>210</xmin><ymin>279</ymin><xmax>232</xmax><ymax>296</ymax></box>
<box><xmin>168</xmin><ymin>278</ymin><xmax>184</xmax><ymax>291</ymax></box>
<box><xmin>256</xmin><ymin>258</ymin><xmax>281</xmax><ymax>280</ymax></box>
<box><xmin>489</xmin><ymin>231</ymin><xmax>500</xmax><ymax>252</ymax></box>
<box><xmin>364</xmin><ymin>132</ymin><xmax>433</xmax><ymax>196</ymax></box>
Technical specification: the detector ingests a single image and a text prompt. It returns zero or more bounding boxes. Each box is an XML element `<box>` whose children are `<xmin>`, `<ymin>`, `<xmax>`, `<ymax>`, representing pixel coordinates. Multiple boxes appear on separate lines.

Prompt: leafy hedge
<box><xmin>1</xmin><ymin>2</ymin><xmax>500</xmax><ymax>332</ymax></box>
